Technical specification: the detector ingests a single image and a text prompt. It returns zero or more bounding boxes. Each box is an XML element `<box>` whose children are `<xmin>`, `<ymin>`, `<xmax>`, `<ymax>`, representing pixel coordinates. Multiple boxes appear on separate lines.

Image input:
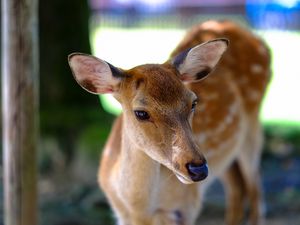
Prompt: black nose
<box><xmin>186</xmin><ymin>163</ymin><xmax>208</xmax><ymax>182</ymax></box>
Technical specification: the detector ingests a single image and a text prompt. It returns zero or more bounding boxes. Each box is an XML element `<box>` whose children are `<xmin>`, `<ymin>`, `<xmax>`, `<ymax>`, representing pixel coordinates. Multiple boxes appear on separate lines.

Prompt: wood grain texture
<box><xmin>2</xmin><ymin>0</ymin><xmax>39</xmax><ymax>224</ymax></box>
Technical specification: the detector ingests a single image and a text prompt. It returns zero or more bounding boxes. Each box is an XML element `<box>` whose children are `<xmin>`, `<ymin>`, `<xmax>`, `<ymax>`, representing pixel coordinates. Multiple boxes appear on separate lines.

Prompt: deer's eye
<box><xmin>191</xmin><ymin>100</ymin><xmax>198</xmax><ymax>112</ymax></box>
<box><xmin>134</xmin><ymin>110</ymin><xmax>150</xmax><ymax>121</ymax></box>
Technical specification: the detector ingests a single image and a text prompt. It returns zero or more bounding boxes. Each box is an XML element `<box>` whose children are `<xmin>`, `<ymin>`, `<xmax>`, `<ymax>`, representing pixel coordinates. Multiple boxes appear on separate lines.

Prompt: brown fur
<box><xmin>170</xmin><ymin>21</ymin><xmax>270</xmax><ymax>224</ymax></box>
<box><xmin>71</xmin><ymin>20</ymin><xmax>270</xmax><ymax>225</ymax></box>
<box><xmin>171</xmin><ymin>20</ymin><xmax>271</xmax><ymax>115</ymax></box>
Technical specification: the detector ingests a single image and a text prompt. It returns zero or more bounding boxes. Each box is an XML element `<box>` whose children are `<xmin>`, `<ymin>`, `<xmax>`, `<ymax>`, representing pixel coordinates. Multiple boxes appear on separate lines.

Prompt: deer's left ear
<box><xmin>171</xmin><ymin>39</ymin><xmax>229</xmax><ymax>83</ymax></box>
<box><xmin>68</xmin><ymin>53</ymin><xmax>125</xmax><ymax>94</ymax></box>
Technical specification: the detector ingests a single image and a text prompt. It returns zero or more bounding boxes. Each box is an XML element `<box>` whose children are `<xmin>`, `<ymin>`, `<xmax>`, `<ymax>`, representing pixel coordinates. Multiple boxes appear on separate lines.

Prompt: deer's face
<box><xmin>68</xmin><ymin>39</ymin><xmax>228</xmax><ymax>184</ymax></box>
<box><xmin>119</xmin><ymin>65</ymin><xmax>207</xmax><ymax>184</ymax></box>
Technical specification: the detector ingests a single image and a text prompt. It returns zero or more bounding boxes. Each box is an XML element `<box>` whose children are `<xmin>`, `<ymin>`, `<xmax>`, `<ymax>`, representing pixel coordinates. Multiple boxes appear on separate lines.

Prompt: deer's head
<box><xmin>68</xmin><ymin>39</ymin><xmax>228</xmax><ymax>184</ymax></box>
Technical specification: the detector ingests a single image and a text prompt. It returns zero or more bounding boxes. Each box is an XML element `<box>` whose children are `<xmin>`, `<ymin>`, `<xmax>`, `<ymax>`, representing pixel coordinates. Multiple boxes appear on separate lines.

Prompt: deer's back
<box><xmin>170</xmin><ymin>21</ymin><xmax>271</xmax><ymax>169</ymax></box>
<box><xmin>171</xmin><ymin>20</ymin><xmax>271</xmax><ymax>116</ymax></box>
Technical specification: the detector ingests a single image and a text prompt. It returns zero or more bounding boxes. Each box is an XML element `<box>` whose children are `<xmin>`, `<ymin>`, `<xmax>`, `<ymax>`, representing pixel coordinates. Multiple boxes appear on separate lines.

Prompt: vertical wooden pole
<box><xmin>2</xmin><ymin>0</ymin><xmax>39</xmax><ymax>224</ymax></box>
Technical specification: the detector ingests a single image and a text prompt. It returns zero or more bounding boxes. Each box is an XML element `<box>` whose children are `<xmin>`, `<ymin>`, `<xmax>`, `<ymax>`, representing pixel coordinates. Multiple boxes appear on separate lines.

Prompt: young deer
<box><xmin>68</xmin><ymin>20</ymin><xmax>270</xmax><ymax>225</ymax></box>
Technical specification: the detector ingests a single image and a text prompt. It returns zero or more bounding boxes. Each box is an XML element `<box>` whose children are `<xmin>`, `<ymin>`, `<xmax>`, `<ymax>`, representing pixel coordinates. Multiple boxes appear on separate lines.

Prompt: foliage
<box><xmin>263</xmin><ymin>123</ymin><xmax>300</xmax><ymax>158</ymax></box>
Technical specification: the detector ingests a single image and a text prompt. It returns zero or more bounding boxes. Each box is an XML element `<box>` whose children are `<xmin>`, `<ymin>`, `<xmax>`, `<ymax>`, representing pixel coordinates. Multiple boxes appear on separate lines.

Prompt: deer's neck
<box><xmin>116</xmin><ymin>124</ymin><xmax>161</xmax><ymax>212</ymax></box>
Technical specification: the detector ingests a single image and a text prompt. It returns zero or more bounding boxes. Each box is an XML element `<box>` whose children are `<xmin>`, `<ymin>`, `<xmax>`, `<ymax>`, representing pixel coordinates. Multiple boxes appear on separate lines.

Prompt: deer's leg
<box><xmin>221</xmin><ymin>160</ymin><xmax>246</xmax><ymax>225</ymax></box>
<box><xmin>101</xmin><ymin>189</ymin><xmax>132</xmax><ymax>225</ymax></box>
<box><xmin>237</xmin><ymin>123</ymin><xmax>265</xmax><ymax>225</ymax></box>
<box><xmin>238</xmin><ymin>158</ymin><xmax>264</xmax><ymax>225</ymax></box>
<box><xmin>110</xmin><ymin>201</ymin><xmax>131</xmax><ymax>225</ymax></box>
<box><xmin>152</xmin><ymin>207</ymin><xmax>199</xmax><ymax>225</ymax></box>
<box><xmin>152</xmin><ymin>210</ymin><xmax>183</xmax><ymax>225</ymax></box>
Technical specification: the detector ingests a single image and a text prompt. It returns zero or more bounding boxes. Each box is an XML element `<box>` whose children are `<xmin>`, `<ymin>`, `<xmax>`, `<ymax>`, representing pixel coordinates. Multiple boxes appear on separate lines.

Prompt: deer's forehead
<box><xmin>128</xmin><ymin>65</ymin><xmax>189</xmax><ymax>105</ymax></box>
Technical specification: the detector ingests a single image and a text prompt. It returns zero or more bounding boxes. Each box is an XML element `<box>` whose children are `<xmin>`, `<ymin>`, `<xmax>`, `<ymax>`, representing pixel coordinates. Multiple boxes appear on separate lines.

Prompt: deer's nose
<box><xmin>186</xmin><ymin>162</ymin><xmax>208</xmax><ymax>182</ymax></box>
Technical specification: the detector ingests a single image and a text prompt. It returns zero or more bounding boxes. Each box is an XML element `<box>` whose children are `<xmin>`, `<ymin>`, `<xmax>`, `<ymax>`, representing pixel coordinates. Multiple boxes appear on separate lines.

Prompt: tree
<box><xmin>39</xmin><ymin>0</ymin><xmax>94</xmax><ymax>109</ymax></box>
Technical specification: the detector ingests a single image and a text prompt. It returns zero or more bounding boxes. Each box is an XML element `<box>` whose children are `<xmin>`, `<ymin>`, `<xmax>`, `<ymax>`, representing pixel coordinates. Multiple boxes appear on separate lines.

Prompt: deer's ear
<box><xmin>68</xmin><ymin>53</ymin><xmax>125</xmax><ymax>94</ymax></box>
<box><xmin>171</xmin><ymin>39</ymin><xmax>228</xmax><ymax>83</ymax></box>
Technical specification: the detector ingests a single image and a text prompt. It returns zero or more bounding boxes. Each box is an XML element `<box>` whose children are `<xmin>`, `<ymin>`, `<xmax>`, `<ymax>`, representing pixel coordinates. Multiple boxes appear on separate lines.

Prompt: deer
<box><xmin>68</xmin><ymin>20</ymin><xmax>271</xmax><ymax>225</ymax></box>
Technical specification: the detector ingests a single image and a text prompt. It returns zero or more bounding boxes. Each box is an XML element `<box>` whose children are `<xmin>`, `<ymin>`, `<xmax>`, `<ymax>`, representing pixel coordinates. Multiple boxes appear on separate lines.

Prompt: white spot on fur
<box><xmin>205</xmin><ymin>129</ymin><xmax>240</xmax><ymax>159</ymax></box>
<box><xmin>215</xmin><ymin>122</ymin><xmax>227</xmax><ymax>134</ymax></box>
<box><xmin>258</xmin><ymin>45</ymin><xmax>268</xmax><ymax>56</ymax></box>
<box><xmin>225</xmin><ymin>114</ymin><xmax>234</xmax><ymax>124</ymax></box>
<box><xmin>213</xmin><ymin>102</ymin><xmax>237</xmax><ymax>134</ymax></box>
<box><xmin>197</xmin><ymin>133</ymin><xmax>207</xmax><ymax>144</ymax></box>
<box><xmin>172</xmin><ymin>145</ymin><xmax>181</xmax><ymax>154</ymax></box>
<box><xmin>229</xmin><ymin>102</ymin><xmax>238</xmax><ymax>115</ymax></box>
<box><xmin>200</xmin><ymin>21</ymin><xmax>224</xmax><ymax>32</ymax></box>
<box><xmin>251</xmin><ymin>64</ymin><xmax>263</xmax><ymax>74</ymax></box>
<box><xmin>205</xmin><ymin>92</ymin><xmax>218</xmax><ymax>100</ymax></box>
<box><xmin>196</xmin><ymin>102</ymin><xmax>238</xmax><ymax>142</ymax></box>
<box><xmin>248</xmin><ymin>90</ymin><xmax>261</xmax><ymax>101</ymax></box>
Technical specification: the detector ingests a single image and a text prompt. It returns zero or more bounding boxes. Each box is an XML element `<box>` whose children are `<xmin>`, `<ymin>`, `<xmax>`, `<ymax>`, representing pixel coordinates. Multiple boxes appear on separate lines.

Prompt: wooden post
<box><xmin>2</xmin><ymin>0</ymin><xmax>39</xmax><ymax>225</ymax></box>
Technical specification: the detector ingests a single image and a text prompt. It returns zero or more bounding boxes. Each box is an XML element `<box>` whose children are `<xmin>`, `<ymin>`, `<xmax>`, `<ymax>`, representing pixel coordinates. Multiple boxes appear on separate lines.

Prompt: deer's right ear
<box><xmin>68</xmin><ymin>53</ymin><xmax>124</xmax><ymax>94</ymax></box>
<box><xmin>171</xmin><ymin>39</ymin><xmax>228</xmax><ymax>83</ymax></box>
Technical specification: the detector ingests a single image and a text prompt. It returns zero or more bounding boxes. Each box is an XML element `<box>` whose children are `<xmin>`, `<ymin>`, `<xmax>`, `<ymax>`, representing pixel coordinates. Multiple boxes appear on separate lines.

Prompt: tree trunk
<box><xmin>2</xmin><ymin>0</ymin><xmax>39</xmax><ymax>225</ymax></box>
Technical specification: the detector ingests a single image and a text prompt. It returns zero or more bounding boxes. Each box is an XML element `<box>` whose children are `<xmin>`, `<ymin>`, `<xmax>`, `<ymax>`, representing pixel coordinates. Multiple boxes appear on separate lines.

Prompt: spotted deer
<box><xmin>68</xmin><ymin>20</ymin><xmax>271</xmax><ymax>225</ymax></box>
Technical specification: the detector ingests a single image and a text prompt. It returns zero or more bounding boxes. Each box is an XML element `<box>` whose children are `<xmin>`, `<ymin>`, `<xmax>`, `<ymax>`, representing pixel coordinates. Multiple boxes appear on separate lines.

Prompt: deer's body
<box><xmin>69</xmin><ymin>20</ymin><xmax>270</xmax><ymax>225</ymax></box>
<box><xmin>170</xmin><ymin>21</ymin><xmax>271</xmax><ymax>225</ymax></box>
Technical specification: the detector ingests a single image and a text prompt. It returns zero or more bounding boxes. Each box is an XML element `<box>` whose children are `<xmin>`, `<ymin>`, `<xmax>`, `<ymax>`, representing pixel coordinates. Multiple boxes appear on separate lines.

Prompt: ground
<box><xmin>0</xmin><ymin>140</ymin><xmax>299</xmax><ymax>225</ymax></box>
<box><xmin>33</xmin><ymin>156</ymin><xmax>300</xmax><ymax>225</ymax></box>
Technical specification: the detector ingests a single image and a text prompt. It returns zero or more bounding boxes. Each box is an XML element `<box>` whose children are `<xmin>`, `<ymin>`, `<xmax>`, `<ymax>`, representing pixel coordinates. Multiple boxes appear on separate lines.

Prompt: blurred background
<box><xmin>1</xmin><ymin>0</ymin><xmax>300</xmax><ymax>224</ymax></box>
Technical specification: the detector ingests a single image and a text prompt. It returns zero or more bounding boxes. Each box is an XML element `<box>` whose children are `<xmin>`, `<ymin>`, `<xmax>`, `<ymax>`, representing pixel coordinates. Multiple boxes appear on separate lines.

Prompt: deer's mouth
<box><xmin>174</xmin><ymin>172</ymin><xmax>194</xmax><ymax>184</ymax></box>
<box><xmin>173</xmin><ymin>162</ymin><xmax>209</xmax><ymax>184</ymax></box>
